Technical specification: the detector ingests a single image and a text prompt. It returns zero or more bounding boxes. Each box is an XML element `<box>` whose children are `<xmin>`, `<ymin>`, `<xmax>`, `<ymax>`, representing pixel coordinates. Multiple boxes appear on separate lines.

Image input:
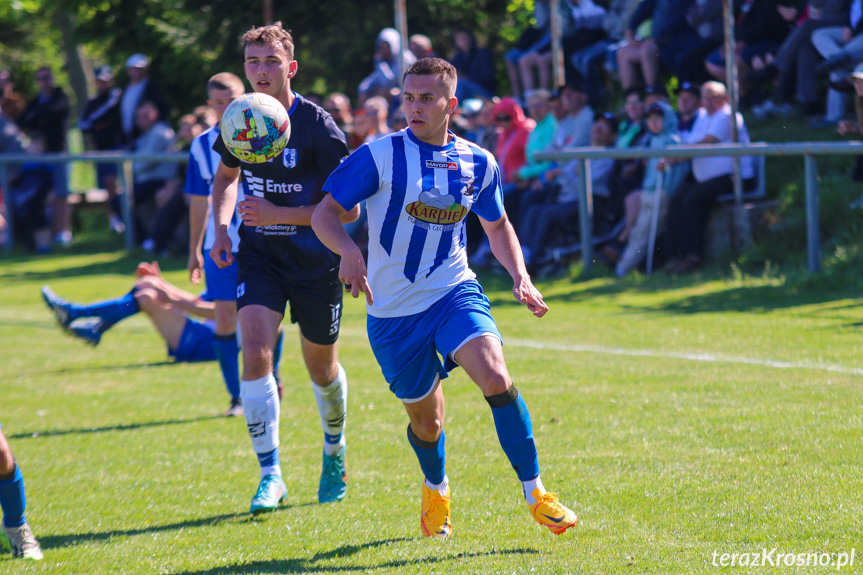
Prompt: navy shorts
<box><xmin>236</xmin><ymin>249</ymin><xmax>343</xmax><ymax>346</ymax></box>
<box><xmin>367</xmin><ymin>280</ymin><xmax>502</xmax><ymax>403</ymax></box>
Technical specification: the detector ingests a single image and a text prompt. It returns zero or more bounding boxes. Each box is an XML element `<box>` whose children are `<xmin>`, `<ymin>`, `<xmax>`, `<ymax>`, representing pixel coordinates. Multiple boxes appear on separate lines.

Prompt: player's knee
<box><xmin>213</xmin><ymin>303</ymin><xmax>237</xmax><ymax>333</ymax></box>
<box><xmin>242</xmin><ymin>341</ymin><xmax>273</xmax><ymax>377</ymax></box>
<box><xmin>411</xmin><ymin>417</ymin><xmax>443</xmax><ymax>442</ymax></box>
<box><xmin>0</xmin><ymin>446</ymin><xmax>15</xmax><ymax>477</ymax></box>
<box><xmin>476</xmin><ymin>371</ymin><xmax>511</xmax><ymax>397</ymax></box>
<box><xmin>134</xmin><ymin>288</ymin><xmax>158</xmax><ymax>309</ymax></box>
<box><xmin>308</xmin><ymin>362</ymin><xmax>339</xmax><ymax>386</ymax></box>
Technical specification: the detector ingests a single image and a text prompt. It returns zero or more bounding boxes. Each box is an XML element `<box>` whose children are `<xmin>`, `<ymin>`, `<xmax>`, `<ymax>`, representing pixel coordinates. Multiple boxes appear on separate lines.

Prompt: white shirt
<box><xmin>687</xmin><ymin>103</ymin><xmax>754</xmax><ymax>182</ymax></box>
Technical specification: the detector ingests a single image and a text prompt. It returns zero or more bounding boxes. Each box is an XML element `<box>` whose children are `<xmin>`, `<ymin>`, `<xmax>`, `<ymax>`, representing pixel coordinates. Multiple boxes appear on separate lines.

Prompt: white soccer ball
<box><xmin>220</xmin><ymin>92</ymin><xmax>291</xmax><ymax>164</ymax></box>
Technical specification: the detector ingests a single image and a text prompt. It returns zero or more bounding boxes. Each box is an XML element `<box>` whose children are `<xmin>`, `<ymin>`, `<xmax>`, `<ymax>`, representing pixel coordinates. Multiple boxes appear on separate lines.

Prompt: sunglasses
<box><xmin>495</xmin><ymin>115</ymin><xmax>512</xmax><ymax>122</ymax></box>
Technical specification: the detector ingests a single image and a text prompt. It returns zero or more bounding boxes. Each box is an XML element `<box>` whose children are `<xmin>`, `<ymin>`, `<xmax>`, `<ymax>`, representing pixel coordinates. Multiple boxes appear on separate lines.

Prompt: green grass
<box><xmin>1</xmin><ymin>251</ymin><xmax>862</xmax><ymax>574</ymax></box>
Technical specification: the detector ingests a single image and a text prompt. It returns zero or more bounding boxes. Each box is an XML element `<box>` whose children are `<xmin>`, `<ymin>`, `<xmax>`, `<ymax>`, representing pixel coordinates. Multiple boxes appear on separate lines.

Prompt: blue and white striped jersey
<box><xmin>184</xmin><ymin>125</ymin><xmax>245</xmax><ymax>252</ymax></box>
<box><xmin>323</xmin><ymin>129</ymin><xmax>504</xmax><ymax>318</ymax></box>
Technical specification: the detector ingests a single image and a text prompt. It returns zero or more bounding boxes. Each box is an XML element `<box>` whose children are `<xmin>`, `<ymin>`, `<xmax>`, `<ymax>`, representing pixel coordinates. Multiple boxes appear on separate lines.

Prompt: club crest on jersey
<box><xmin>405</xmin><ymin>187</ymin><xmax>468</xmax><ymax>231</ymax></box>
<box><xmin>425</xmin><ymin>160</ymin><xmax>458</xmax><ymax>170</ymax></box>
<box><xmin>459</xmin><ymin>176</ymin><xmax>476</xmax><ymax>196</ymax></box>
<box><xmin>283</xmin><ymin>148</ymin><xmax>298</xmax><ymax>168</ymax></box>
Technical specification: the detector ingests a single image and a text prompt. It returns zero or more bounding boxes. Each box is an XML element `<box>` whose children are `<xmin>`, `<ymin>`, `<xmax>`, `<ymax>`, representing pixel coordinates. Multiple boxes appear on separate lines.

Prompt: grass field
<box><xmin>1</xmin><ymin>250</ymin><xmax>862</xmax><ymax>574</ymax></box>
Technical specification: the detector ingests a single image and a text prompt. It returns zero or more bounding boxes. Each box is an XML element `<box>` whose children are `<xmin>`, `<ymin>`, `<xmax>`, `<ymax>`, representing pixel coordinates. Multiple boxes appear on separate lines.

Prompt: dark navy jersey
<box><xmin>213</xmin><ymin>93</ymin><xmax>349</xmax><ymax>278</ymax></box>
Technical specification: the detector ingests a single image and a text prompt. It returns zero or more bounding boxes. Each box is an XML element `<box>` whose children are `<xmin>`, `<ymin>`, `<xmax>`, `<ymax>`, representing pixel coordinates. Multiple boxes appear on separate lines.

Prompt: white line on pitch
<box><xmin>507</xmin><ymin>338</ymin><xmax>863</xmax><ymax>376</ymax></box>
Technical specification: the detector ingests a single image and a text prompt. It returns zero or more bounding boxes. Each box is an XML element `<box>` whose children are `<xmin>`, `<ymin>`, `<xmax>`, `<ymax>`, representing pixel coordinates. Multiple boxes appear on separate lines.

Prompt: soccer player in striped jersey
<box><xmin>186</xmin><ymin>72</ymin><xmax>286</xmax><ymax>417</ymax></box>
<box><xmin>209</xmin><ymin>22</ymin><xmax>359</xmax><ymax>514</ymax></box>
<box><xmin>312</xmin><ymin>58</ymin><xmax>577</xmax><ymax>538</ymax></box>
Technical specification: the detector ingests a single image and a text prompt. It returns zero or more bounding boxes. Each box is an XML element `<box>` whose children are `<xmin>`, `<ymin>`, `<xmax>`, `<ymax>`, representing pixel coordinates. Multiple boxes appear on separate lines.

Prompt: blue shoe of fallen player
<box><xmin>250</xmin><ymin>474</ymin><xmax>287</xmax><ymax>516</ymax></box>
<box><xmin>69</xmin><ymin>318</ymin><xmax>104</xmax><ymax>347</ymax></box>
<box><xmin>318</xmin><ymin>444</ymin><xmax>347</xmax><ymax>503</ymax></box>
<box><xmin>41</xmin><ymin>285</ymin><xmax>72</xmax><ymax>330</ymax></box>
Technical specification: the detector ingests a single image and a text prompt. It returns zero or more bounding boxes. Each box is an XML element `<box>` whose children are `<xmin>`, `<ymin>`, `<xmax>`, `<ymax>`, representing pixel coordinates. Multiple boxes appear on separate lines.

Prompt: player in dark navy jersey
<box><xmin>209</xmin><ymin>22</ymin><xmax>358</xmax><ymax>515</ymax></box>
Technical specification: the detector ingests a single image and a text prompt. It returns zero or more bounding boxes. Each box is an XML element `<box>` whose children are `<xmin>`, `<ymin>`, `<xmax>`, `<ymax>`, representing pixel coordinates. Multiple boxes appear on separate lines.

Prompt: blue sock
<box><xmin>407</xmin><ymin>425</ymin><xmax>446</xmax><ymax>485</ymax></box>
<box><xmin>72</xmin><ymin>288</ymin><xmax>139</xmax><ymax>326</ymax></box>
<box><xmin>272</xmin><ymin>329</ymin><xmax>284</xmax><ymax>375</ymax></box>
<box><xmin>213</xmin><ymin>333</ymin><xmax>240</xmax><ymax>400</ymax></box>
<box><xmin>256</xmin><ymin>448</ymin><xmax>280</xmax><ymax>477</ymax></box>
<box><xmin>487</xmin><ymin>386</ymin><xmax>540</xmax><ymax>481</ymax></box>
<box><xmin>0</xmin><ymin>464</ymin><xmax>26</xmax><ymax>528</ymax></box>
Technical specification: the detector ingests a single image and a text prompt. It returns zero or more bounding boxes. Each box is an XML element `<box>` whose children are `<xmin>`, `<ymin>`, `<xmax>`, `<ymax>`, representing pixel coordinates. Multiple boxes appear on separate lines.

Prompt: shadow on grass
<box><xmin>171</xmin><ymin>540</ymin><xmax>539</xmax><ymax>574</ymax></box>
<box><xmin>8</xmin><ymin>415</ymin><xmax>221</xmax><ymax>440</ymax></box>
<box><xmin>37</xmin><ymin>512</ymin><xmax>248</xmax><ymax>550</ymax></box>
<box><xmin>0</xmin><ymin>251</ymin><xmax>190</xmax><ymax>283</ymax></box>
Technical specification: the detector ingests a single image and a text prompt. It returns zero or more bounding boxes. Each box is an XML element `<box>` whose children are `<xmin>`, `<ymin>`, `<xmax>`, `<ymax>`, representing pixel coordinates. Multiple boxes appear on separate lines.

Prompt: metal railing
<box><xmin>536</xmin><ymin>141</ymin><xmax>863</xmax><ymax>274</ymax></box>
<box><xmin>0</xmin><ymin>151</ymin><xmax>187</xmax><ymax>252</ymax></box>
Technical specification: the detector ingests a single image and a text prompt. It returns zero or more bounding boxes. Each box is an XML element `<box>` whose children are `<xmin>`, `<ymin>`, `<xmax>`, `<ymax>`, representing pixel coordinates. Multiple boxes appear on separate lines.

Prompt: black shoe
<box><xmin>829</xmin><ymin>78</ymin><xmax>855</xmax><ymax>93</ymax></box>
<box><xmin>816</xmin><ymin>53</ymin><xmax>851</xmax><ymax>76</ymax></box>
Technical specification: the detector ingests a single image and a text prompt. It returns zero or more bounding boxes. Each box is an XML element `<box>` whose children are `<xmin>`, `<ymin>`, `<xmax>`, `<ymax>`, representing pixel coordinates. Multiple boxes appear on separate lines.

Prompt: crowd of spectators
<box><xmin>1</xmin><ymin>4</ymin><xmax>857</xmax><ymax>273</ymax></box>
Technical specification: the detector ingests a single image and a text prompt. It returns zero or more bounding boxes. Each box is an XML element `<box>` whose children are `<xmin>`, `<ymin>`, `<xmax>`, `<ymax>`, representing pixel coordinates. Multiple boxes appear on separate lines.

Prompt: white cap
<box><xmin>126</xmin><ymin>53</ymin><xmax>150</xmax><ymax>69</ymax></box>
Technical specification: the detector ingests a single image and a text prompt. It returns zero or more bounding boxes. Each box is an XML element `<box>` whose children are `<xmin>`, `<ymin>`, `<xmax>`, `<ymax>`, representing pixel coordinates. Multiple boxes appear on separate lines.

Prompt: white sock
<box><xmin>424</xmin><ymin>475</ymin><xmax>450</xmax><ymax>496</ymax></box>
<box><xmin>241</xmin><ymin>374</ymin><xmax>281</xmax><ymax>474</ymax></box>
<box><xmin>523</xmin><ymin>475</ymin><xmax>546</xmax><ymax>506</ymax></box>
<box><xmin>313</xmin><ymin>364</ymin><xmax>347</xmax><ymax>456</ymax></box>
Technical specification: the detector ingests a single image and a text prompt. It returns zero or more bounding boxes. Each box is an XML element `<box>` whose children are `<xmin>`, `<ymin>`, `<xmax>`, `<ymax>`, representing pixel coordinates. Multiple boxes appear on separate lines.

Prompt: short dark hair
<box><xmin>624</xmin><ymin>86</ymin><xmax>644</xmax><ymax>100</ymax></box>
<box><xmin>208</xmin><ymin>72</ymin><xmax>245</xmax><ymax>95</ymax></box>
<box><xmin>242</xmin><ymin>21</ymin><xmax>294</xmax><ymax>60</ymax></box>
<box><xmin>404</xmin><ymin>57</ymin><xmax>457</xmax><ymax>98</ymax></box>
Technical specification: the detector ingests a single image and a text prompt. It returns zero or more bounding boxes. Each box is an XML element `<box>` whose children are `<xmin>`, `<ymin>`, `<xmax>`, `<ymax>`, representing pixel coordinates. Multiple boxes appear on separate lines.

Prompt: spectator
<box><xmin>644</xmin><ymin>84</ymin><xmax>671</xmax><ymax>107</ymax></box>
<box><xmin>193</xmin><ymin>105</ymin><xmax>218</xmax><ymax>129</ymax></box>
<box><xmin>3</xmin><ymin>123</ymin><xmax>53</xmax><ymax>253</ymax></box>
<box><xmin>676</xmin><ymin>81</ymin><xmax>706</xmax><ymax>140</ymax></box>
<box><xmin>358</xmin><ymin>28</ymin><xmax>416</xmax><ymax>105</ymax></box>
<box><xmin>0</xmin><ymin>112</ymin><xmax>27</xmax><ymax>247</ymax></box>
<box><xmin>472</xmin><ymin>97</ymin><xmax>502</xmax><ymax>153</ymax></box>
<box><xmin>616</xmin><ymin>0</ymin><xmax>667</xmax><ymax>91</ymax></box>
<box><xmin>519</xmin><ymin>113</ymin><xmax>619</xmax><ymax>272</ymax></box>
<box><xmin>450</xmin><ymin>27</ymin><xmax>497</xmax><ymax>100</ymax></box>
<box><xmin>836</xmin><ymin>63</ymin><xmax>863</xmax><ymax>206</ymax></box>
<box><xmin>665</xmin><ymin>0</ymin><xmax>724</xmax><ymax>84</ymax></box>
<box><xmin>506</xmin><ymin>0</ymin><xmax>554</xmax><ymax>100</ymax></box>
<box><xmin>131</xmin><ymin>100</ymin><xmax>176</xmax><ymax>247</ymax></box>
<box><xmin>665</xmin><ymin>81</ymin><xmax>755</xmax><ymax>274</ymax></box>
<box><xmin>613</xmin><ymin>102</ymin><xmax>689</xmax><ymax>276</ymax></box>
<box><xmin>520</xmin><ymin>0</ymin><xmax>607</xmax><ymax>100</ymax></box>
<box><xmin>703</xmin><ymin>0</ymin><xmax>791</xmax><ymax>107</ymax></box>
<box><xmin>812</xmin><ymin>0</ymin><xmax>863</xmax><ymax>124</ymax></box>
<box><xmin>548</xmin><ymin>81</ymin><xmax>594</xmax><ymax>151</ymax></box>
<box><xmin>752</xmin><ymin>0</ymin><xmax>848</xmax><ymax>119</ymax></box>
<box><xmin>515</xmin><ymin>89</ymin><xmax>559</xmax><ymax>188</ymax></box>
<box><xmin>120</xmin><ymin>54</ymin><xmax>168</xmax><ymax>143</ymax></box>
<box><xmin>493</xmin><ymin>97</ymin><xmax>535</xmax><ymax>191</ymax></box>
<box><xmin>548</xmin><ymin>89</ymin><xmax>567</xmax><ymax>121</ymax></box>
<box><xmin>78</xmin><ymin>65</ymin><xmax>126</xmax><ymax>234</ymax></box>
<box><xmin>0</xmin><ymin>69</ymin><xmax>25</xmax><ymax>121</ymax></box>
<box><xmin>324</xmin><ymin>92</ymin><xmax>354</xmax><ymax>137</ymax></box>
<box><xmin>362</xmin><ymin>96</ymin><xmax>392</xmax><ymax>142</ymax></box>
<box><xmin>615</xmin><ymin>88</ymin><xmax>649</xmax><ymax>195</ymax></box>
<box><xmin>409</xmin><ymin>34</ymin><xmax>437</xmax><ymax>60</ymax></box>
<box><xmin>17</xmin><ymin>66</ymin><xmax>72</xmax><ymax>247</ymax></box>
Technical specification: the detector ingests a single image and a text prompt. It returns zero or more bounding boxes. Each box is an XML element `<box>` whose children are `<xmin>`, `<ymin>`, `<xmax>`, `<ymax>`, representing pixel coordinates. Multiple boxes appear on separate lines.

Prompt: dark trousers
<box><xmin>666</xmin><ymin>173</ymin><xmax>733</xmax><ymax>260</ymax></box>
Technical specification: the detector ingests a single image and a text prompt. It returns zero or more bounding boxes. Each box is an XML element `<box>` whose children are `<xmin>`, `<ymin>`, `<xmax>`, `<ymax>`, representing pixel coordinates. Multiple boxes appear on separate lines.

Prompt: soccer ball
<box><xmin>220</xmin><ymin>92</ymin><xmax>291</xmax><ymax>164</ymax></box>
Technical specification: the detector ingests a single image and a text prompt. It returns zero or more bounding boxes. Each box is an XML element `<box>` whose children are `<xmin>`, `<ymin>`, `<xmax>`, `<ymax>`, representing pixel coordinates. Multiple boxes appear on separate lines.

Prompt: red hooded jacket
<box><xmin>493</xmin><ymin>98</ymin><xmax>535</xmax><ymax>184</ymax></box>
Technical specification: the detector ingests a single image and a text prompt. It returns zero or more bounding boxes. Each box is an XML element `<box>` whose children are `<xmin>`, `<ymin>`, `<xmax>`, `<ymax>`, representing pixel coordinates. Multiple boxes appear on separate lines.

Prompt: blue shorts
<box><xmin>367</xmin><ymin>280</ymin><xmax>502</xmax><ymax>403</ymax></box>
<box><xmin>204</xmin><ymin>254</ymin><xmax>238</xmax><ymax>301</ymax></box>
<box><xmin>169</xmin><ymin>318</ymin><xmax>217</xmax><ymax>362</ymax></box>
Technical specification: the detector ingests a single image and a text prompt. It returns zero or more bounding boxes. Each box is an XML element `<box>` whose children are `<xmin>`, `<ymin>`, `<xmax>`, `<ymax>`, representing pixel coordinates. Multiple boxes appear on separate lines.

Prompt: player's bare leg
<box><xmin>455</xmin><ymin>335</ymin><xmax>577</xmax><ymax>534</ymax></box>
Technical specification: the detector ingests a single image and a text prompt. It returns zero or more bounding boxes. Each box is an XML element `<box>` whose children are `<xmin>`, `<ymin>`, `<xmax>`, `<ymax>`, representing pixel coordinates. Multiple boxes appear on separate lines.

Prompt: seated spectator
<box><xmin>506</xmin><ymin>0</ymin><xmax>554</xmax><ymax>100</ymax></box>
<box><xmin>131</xmin><ymin>100</ymin><xmax>176</xmax><ymax>246</ymax></box>
<box><xmin>450</xmin><ymin>27</ymin><xmax>497</xmax><ymax>100</ymax></box>
<box><xmin>389</xmin><ymin>106</ymin><xmax>408</xmax><ymax>132</ymax></box>
<box><xmin>812</xmin><ymin>0</ymin><xmax>863</xmax><ymax>124</ymax></box>
<box><xmin>493</xmin><ymin>97</ymin><xmax>535</xmax><ymax>193</ymax></box>
<box><xmin>703</xmin><ymin>0</ymin><xmax>791</xmax><ymax>108</ymax></box>
<box><xmin>324</xmin><ymin>92</ymin><xmax>354</xmax><ymax>138</ymax></box>
<box><xmin>193</xmin><ymin>105</ymin><xmax>218</xmax><ymax>129</ymax></box>
<box><xmin>518</xmin><ymin>113</ymin><xmax>619</xmax><ymax>272</ymax></box>
<box><xmin>616</xmin><ymin>0</ymin><xmax>667</xmax><ymax>91</ymax></box>
<box><xmin>615</xmin><ymin>87</ymin><xmax>649</xmax><ymax>193</ymax></box>
<box><xmin>514</xmin><ymin>89</ymin><xmax>559</xmax><ymax>189</ymax></box>
<box><xmin>644</xmin><ymin>84</ymin><xmax>671</xmax><ymax>107</ymax></box>
<box><xmin>5</xmin><ymin>138</ymin><xmax>54</xmax><ymax>253</ymax></box>
<box><xmin>409</xmin><ymin>34</ymin><xmax>437</xmax><ymax>60</ymax></box>
<box><xmin>675</xmin><ymin>81</ymin><xmax>705</xmax><ymax>140</ymax></box>
<box><xmin>836</xmin><ymin>63</ymin><xmax>863</xmax><ymax>206</ymax></box>
<box><xmin>548</xmin><ymin>81</ymin><xmax>594</xmax><ymax>151</ymax></box>
<box><xmin>473</xmin><ymin>97</ymin><xmax>502</xmax><ymax>152</ymax></box>
<box><xmin>0</xmin><ymin>111</ymin><xmax>28</xmax><ymax>247</ymax></box>
<box><xmin>752</xmin><ymin>0</ymin><xmax>848</xmax><ymax>119</ymax></box>
<box><xmin>521</xmin><ymin>0</ymin><xmax>607</xmax><ymax>100</ymax></box>
<box><xmin>362</xmin><ymin>96</ymin><xmax>392</xmax><ymax>142</ymax></box>
<box><xmin>569</xmin><ymin>0</ymin><xmax>643</xmax><ymax>105</ymax></box>
<box><xmin>358</xmin><ymin>28</ymin><xmax>416</xmax><ymax>105</ymax></box>
<box><xmin>612</xmin><ymin>102</ymin><xmax>690</xmax><ymax>276</ymax></box>
<box><xmin>664</xmin><ymin>0</ymin><xmax>724</xmax><ymax>84</ymax></box>
<box><xmin>665</xmin><ymin>82</ymin><xmax>755</xmax><ymax>274</ymax></box>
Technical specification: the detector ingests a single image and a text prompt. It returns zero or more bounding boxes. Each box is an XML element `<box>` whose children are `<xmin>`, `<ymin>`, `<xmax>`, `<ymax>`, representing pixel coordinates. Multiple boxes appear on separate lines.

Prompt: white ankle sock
<box><xmin>522</xmin><ymin>476</ymin><xmax>546</xmax><ymax>505</ymax></box>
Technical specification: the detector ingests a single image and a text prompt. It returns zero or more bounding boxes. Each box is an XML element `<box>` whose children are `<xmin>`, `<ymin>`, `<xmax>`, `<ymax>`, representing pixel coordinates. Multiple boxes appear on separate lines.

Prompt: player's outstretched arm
<box><xmin>209</xmin><ymin>162</ymin><xmax>240</xmax><ymax>268</ymax></box>
<box><xmin>311</xmin><ymin>195</ymin><xmax>373</xmax><ymax>305</ymax></box>
<box><xmin>239</xmin><ymin>195</ymin><xmax>361</xmax><ymax>227</ymax></box>
<box><xmin>480</xmin><ymin>213</ymin><xmax>548</xmax><ymax>318</ymax></box>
